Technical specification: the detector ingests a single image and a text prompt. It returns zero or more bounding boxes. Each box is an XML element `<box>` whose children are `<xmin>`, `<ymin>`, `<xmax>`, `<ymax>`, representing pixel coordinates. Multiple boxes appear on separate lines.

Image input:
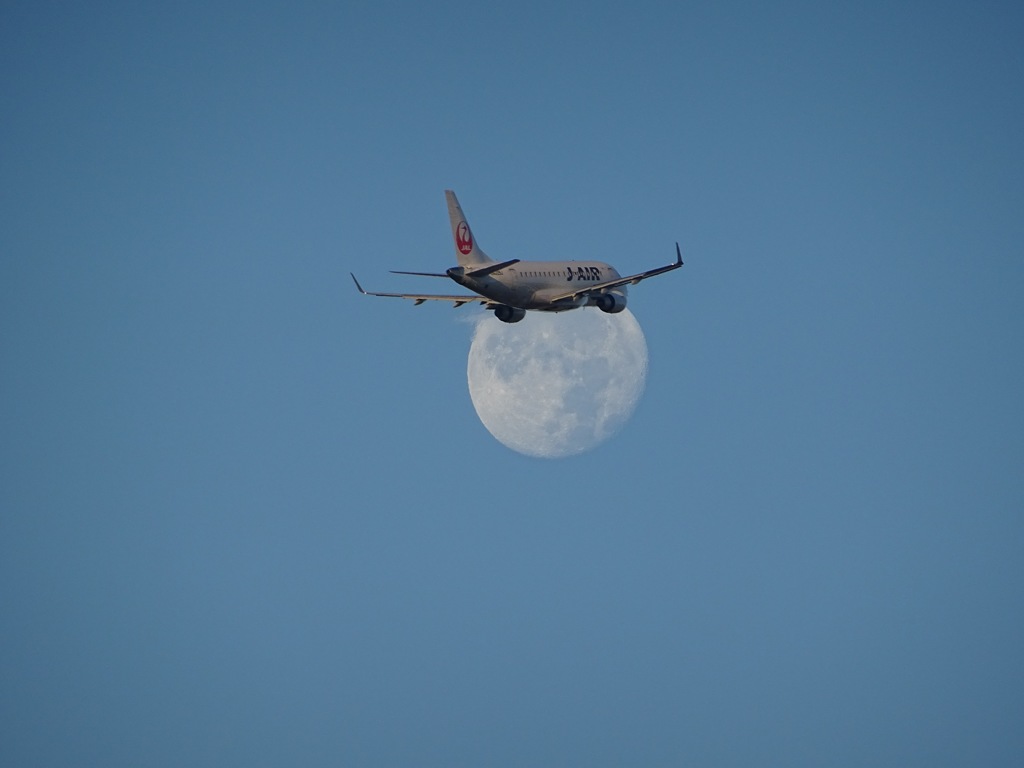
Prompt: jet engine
<box><xmin>595</xmin><ymin>292</ymin><xmax>627</xmax><ymax>314</ymax></box>
<box><xmin>494</xmin><ymin>305</ymin><xmax>526</xmax><ymax>323</ymax></box>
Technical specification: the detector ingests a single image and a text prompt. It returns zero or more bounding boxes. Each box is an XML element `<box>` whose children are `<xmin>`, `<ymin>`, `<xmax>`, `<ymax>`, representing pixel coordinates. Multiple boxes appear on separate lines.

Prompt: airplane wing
<box><xmin>548</xmin><ymin>243</ymin><xmax>684</xmax><ymax>303</ymax></box>
<box><xmin>350</xmin><ymin>274</ymin><xmax>494</xmax><ymax>308</ymax></box>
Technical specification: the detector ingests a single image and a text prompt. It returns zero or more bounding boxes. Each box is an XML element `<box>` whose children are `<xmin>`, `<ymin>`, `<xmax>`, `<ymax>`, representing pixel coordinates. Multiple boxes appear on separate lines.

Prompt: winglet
<box><xmin>351</xmin><ymin>273</ymin><xmax>367</xmax><ymax>294</ymax></box>
<box><xmin>675</xmin><ymin>242</ymin><xmax>684</xmax><ymax>266</ymax></box>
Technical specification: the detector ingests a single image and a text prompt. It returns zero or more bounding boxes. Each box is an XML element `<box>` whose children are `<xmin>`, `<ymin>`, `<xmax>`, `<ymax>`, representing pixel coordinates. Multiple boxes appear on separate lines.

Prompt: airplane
<box><xmin>351</xmin><ymin>190</ymin><xmax>683</xmax><ymax>323</ymax></box>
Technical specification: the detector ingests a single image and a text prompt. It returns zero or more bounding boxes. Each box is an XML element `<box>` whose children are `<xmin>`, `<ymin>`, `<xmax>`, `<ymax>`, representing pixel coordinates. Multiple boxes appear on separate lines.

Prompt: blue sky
<box><xmin>2</xmin><ymin>1</ymin><xmax>1022</xmax><ymax>765</ymax></box>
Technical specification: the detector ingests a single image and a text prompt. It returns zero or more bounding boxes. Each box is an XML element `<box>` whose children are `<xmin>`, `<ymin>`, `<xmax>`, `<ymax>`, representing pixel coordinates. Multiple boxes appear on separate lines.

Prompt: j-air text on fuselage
<box><xmin>350</xmin><ymin>190</ymin><xmax>684</xmax><ymax>323</ymax></box>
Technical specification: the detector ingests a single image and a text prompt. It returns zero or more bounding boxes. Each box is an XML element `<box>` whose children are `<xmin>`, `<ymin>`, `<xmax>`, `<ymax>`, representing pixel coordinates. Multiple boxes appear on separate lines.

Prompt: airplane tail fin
<box><xmin>445</xmin><ymin>190</ymin><xmax>492</xmax><ymax>267</ymax></box>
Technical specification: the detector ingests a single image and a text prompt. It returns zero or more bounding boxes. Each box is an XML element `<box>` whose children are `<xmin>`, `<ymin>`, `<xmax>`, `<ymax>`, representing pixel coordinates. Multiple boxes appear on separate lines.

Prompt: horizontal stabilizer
<box><xmin>467</xmin><ymin>258</ymin><xmax>520</xmax><ymax>277</ymax></box>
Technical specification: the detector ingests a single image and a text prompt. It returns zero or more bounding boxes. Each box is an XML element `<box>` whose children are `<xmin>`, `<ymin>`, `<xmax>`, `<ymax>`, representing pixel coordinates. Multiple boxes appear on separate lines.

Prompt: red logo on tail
<box><xmin>456</xmin><ymin>221</ymin><xmax>473</xmax><ymax>254</ymax></box>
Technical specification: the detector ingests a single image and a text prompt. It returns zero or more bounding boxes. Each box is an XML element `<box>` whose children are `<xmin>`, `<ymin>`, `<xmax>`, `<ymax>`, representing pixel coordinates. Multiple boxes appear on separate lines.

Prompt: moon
<box><xmin>467</xmin><ymin>308</ymin><xmax>648</xmax><ymax>458</ymax></box>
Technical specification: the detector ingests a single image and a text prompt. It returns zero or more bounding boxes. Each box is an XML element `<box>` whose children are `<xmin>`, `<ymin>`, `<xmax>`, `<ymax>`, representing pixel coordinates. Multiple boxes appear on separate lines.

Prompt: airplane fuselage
<box><xmin>449</xmin><ymin>260</ymin><xmax>624</xmax><ymax>311</ymax></box>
